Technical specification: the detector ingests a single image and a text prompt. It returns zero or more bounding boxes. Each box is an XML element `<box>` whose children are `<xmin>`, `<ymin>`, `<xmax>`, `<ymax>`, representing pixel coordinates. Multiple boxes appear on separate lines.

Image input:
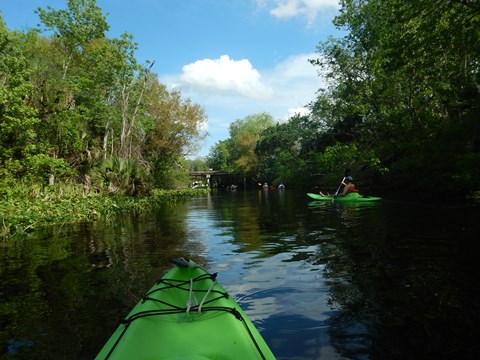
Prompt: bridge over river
<box><xmin>189</xmin><ymin>170</ymin><xmax>244</xmax><ymax>188</ymax></box>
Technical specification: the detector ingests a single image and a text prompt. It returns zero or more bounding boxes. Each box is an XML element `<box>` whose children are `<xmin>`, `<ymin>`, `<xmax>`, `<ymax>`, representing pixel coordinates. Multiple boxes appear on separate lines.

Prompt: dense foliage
<box><xmin>0</xmin><ymin>0</ymin><xmax>206</xmax><ymax>193</ymax></box>
<box><xmin>0</xmin><ymin>183</ymin><xmax>208</xmax><ymax>237</ymax></box>
<box><xmin>207</xmin><ymin>113</ymin><xmax>274</xmax><ymax>177</ymax></box>
<box><xmin>255</xmin><ymin>114</ymin><xmax>320</xmax><ymax>186</ymax></box>
<box><xmin>310</xmin><ymin>0</ymin><xmax>480</xmax><ymax>194</ymax></box>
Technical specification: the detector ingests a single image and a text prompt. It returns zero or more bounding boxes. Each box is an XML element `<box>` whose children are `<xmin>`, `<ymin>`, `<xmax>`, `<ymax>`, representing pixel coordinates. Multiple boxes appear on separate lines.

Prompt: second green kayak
<box><xmin>307</xmin><ymin>192</ymin><xmax>382</xmax><ymax>202</ymax></box>
<box><xmin>96</xmin><ymin>258</ymin><xmax>275</xmax><ymax>360</ymax></box>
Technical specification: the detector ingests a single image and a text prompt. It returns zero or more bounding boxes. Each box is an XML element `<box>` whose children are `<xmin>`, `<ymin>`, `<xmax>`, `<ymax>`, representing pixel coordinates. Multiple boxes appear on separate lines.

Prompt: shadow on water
<box><xmin>1</xmin><ymin>190</ymin><xmax>480</xmax><ymax>359</ymax></box>
<box><xmin>303</xmin><ymin>199</ymin><xmax>480</xmax><ymax>360</ymax></box>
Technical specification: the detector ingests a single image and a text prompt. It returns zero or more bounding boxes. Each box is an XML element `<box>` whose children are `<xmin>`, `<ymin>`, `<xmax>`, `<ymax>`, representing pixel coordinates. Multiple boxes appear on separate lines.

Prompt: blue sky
<box><xmin>1</xmin><ymin>0</ymin><xmax>343</xmax><ymax>157</ymax></box>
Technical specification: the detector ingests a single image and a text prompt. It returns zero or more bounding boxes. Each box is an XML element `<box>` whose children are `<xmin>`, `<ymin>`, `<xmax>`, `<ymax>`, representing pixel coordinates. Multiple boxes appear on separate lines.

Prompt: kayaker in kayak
<box><xmin>320</xmin><ymin>176</ymin><xmax>358</xmax><ymax>197</ymax></box>
<box><xmin>339</xmin><ymin>176</ymin><xmax>358</xmax><ymax>196</ymax></box>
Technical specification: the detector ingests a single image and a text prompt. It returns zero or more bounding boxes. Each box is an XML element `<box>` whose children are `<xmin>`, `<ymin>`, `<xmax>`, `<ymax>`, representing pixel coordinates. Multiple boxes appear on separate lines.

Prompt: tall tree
<box><xmin>0</xmin><ymin>17</ymin><xmax>40</xmax><ymax>178</ymax></box>
<box><xmin>108</xmin><ymin>33</ymin><xmax>151</xmax><ymax>159</ymax></box>
<box><xmin>143</xmin><ymin>79</ymin><xmax>207</xmax><ymax>188</ymax></box>
<box><xmin>27</xmin><ymin>0</ymin><xmax>110</xmax><ymax>165</ymax></box>
<box><xmin>207</xmin><ymin>139</ymin><xmax>234</xmax><ymax>172</ymax></box>
<box><xmin>256</xmin><ymin>114</ymin><xmax>319</xmax><ymax>185</ymax></box>
<box><xmin>35</xmin><ymin>0</ymin><xmax>109</xmax><ymax>78</ymax></box>
<box><xmin>229</xmin><ymin>112</ymin><xmax>274</xmax><ymax>175</ymax></box>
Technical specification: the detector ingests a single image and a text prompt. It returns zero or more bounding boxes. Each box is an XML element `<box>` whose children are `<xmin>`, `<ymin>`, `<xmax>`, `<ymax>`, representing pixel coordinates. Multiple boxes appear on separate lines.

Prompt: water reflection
<box><xmin>304</xmin><ymin>201</ymin><xmax>480</xmax><ymax>360</ymax></box>
<box><xmin>1</xmin><ymin>191</ymin><xmax>480</xmax><ymax>359</ymax></box>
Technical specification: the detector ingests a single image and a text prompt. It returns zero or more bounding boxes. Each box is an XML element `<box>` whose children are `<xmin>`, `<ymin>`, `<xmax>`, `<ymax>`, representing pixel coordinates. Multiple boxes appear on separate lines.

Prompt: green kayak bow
<box><xmin>96</xmin><ymin>258</ymin><xmax>275</xmax><ymax>360</ymax></box>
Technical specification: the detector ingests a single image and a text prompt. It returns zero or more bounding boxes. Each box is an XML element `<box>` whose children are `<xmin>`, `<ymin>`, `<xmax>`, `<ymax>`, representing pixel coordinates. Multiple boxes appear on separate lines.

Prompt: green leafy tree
<box><xmin>207</xmin><ymin>139</ymin><xmax>234</xmax><ymax>171</ymax></box>
<box><xmin>229</xmin><ymin>112</ymin><xmax>274</xmax><ymax>175</ymax></box>
<box><xmin>0</xmin><ymin>16</ymin><xmax>40</xmax><ymax>179</ymax></box>
<box><xmin>76</xmin><ymin>37</ymin><xmax>120</xmax><ymax>160</ymax></box>
<box><xmin>315</xmin><ymin>143</ymin><xmax>385</xmax><ymax>186</ymax></box>
<box><xmin>35</xmin><ymin>0</ymin><xmax>109</xmax><ymax>78</ymax></box>
<box><xmin>108</xmin><ymin>33</ymin><xmax>152</xmax><ymax>159</ymax></box>
<box><xmin>256</xmin><ymin>114</ymin><xmax>318</xmax><ymax>185</ymax></box>
<box><xmin>143</xmin><ymin>80</ymin><xmax>207</xmax><ymax>188</ymax></box>
<box><xmin>28</xmin><ymin>0</ymin><xmax>110</xmax><ymax>166</ymax></box>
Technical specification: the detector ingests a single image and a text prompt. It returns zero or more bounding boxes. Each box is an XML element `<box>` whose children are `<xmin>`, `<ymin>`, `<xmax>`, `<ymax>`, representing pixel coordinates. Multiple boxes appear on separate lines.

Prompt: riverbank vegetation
<box><xmin>0</xmin><ymin>180</ymin><xmax>208</xmax><ymax>237</ymax></box>
<box><xmin>1</xmin><ymin>1</ymin><xmax>210</xmax><ymax>236</ymax></box>
<box><xmin>207</xmin><ymin>0</ymin><xmax>480</xmax><ymax>196</ymax></box>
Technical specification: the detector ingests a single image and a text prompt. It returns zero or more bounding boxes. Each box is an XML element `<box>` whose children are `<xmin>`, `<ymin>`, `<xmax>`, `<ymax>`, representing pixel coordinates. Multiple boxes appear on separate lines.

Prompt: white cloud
<box><xmin>257</xmin><ymin>0</ymin><xmax>339</xmax><ymax>25</ymax></box>
<box><xmin>270</xmin><ymin>1</ymin><xmax>300</xmax><ymax>18</ymax></box>
<box><xmin>262</xmin><ymin>53</ymin><xmax>324</xmax><ymax>119</ymax></box>
<box><xmin>160</xmin><ymin>53</ymin><xmax>326</xmax><ymax>156</ymax></box>
<box><xmin>179</xmin><ymin>55</ymin><xmax>274</xmax><ymax>99</ymax></box>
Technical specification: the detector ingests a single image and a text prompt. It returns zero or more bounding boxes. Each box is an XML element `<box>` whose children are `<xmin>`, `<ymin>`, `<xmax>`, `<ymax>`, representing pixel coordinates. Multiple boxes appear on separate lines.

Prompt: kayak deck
<box><xmin>96</xmin><ymin>258</ymin><xmax>275</xmax><ymax>360</ymax></box>
<box><xmin>307</xmin><ymin>192</ymin><xmax>382</xmax><ymax>202</ymax></box>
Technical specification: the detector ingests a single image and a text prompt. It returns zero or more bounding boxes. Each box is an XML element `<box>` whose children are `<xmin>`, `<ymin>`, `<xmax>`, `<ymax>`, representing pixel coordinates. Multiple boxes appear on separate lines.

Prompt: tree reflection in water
<box><xmin>310</xmin><ymin>202</ymin><xmax>480</xmax><ymax>359</ymax></box>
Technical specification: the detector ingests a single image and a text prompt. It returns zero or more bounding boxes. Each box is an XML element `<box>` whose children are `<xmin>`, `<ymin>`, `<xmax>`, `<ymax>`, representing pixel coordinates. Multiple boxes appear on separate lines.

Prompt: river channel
<box><xmin>1</xmin><ymin>189</ymin><xmax>480</xmax><ymax>359</ymax></box>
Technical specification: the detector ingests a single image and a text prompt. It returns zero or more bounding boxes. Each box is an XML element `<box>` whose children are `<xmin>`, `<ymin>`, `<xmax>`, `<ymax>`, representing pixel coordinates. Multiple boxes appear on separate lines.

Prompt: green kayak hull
<box><xmin>307</xmin><ymin>192</ymin><xmax>382</xmax><ymax>202</ymax></box>
<box><xmin>96</xmin><ymin>258</ymin><xmax>275</xmax><ymax>360</ymax></box>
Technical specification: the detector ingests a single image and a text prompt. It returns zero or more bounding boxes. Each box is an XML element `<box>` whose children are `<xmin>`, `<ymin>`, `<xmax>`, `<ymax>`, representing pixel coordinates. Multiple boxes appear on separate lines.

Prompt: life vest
<box><xmin>345</xmin><ymin>184</ymin><xmax>358</xmax><ymax>194</ymax></box>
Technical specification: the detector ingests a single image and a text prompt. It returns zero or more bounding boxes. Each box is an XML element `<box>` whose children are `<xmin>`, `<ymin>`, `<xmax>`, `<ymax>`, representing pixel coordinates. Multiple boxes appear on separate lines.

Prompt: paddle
<box><xmin>334</xmin><ymin>177</ymin><xmax>346</xmax><ymax>196</ymax></box>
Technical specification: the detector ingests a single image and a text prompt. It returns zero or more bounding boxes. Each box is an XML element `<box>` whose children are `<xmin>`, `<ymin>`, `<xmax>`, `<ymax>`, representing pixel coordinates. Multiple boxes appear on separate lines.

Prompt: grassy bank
<box><xmin>0</xmin><ymin>183</ymin><xmax>209</xmax><ymax>238</ymax></box>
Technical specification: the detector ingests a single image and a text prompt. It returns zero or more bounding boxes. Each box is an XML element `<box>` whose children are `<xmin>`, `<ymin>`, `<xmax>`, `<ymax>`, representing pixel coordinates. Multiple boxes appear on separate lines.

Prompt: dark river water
<box><xmin>2</xmin><ymin>189</ymin><xmax>480</xmax><ymax>359</ymax></box>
